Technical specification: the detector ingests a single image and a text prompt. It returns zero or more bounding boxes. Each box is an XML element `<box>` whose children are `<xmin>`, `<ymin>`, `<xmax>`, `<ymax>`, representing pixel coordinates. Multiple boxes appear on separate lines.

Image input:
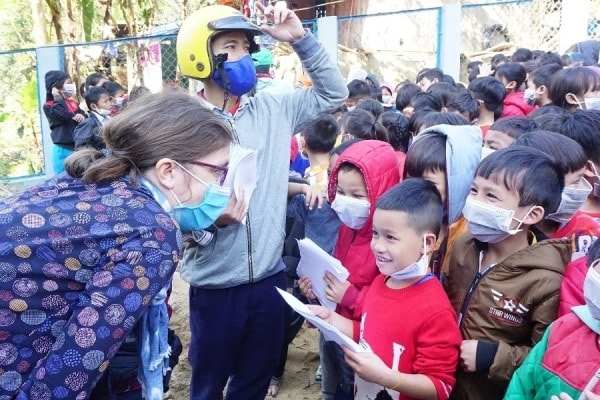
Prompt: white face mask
<box><xmin>382</xmin><ymin>95</ymin><xmax>394</xmax><ymax>105</ymax></box>
<box><xmin>523</xmin><ymin>88</ymin><xmax>536</xmax><ymax>106</ymax></box>
<box><xmin>389</xmin><ymin>236</ymin><xmax>429</xmax><ymax>280</ymax></box>
<box><xmin>585</xmin><ymin>98</ymin><xmax>600</xmax><ymax>110</ymax></box>
<box><xmin>584</xmin><ymin>261</ymin><xmax>600</xmax><ymax>320</ymax></box>
<box><xmin>346</xmin><ymin>105</ymin><xmax>356</xmax><ymax>112</ymax></box>
<box><xmin>61</xmin><ymin>83</ymin><xmax>76</xmax><ymax>98</ymax></box>
<box><xmin>96</xmin><ymin>108</ymin><xmax>111</xmax><ymax>117</ymax></box>
<box><xmin>463</xmin><ymin>197</ymin><xmax>533</xmax><ymax>243</ymax></box>
<box><xmin>480</xmin><ymin>147</ymin><xmax>496</xmax><ymax>160</ymax></box>
<box><xmin>546</xmin><ymin>179</ymin><xmax>592</xmax><ymax>223</ymax></box>
<box><xmin>331</xmin><ymin>194</ymin><xmax>370</xmax><ymax>230</ymax></box>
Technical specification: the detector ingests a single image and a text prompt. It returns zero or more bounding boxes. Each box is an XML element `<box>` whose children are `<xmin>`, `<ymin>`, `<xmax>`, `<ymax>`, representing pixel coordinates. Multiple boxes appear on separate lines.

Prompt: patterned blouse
<box><xmin>0</xmin><ymin>174</ymin><xmax>181</xmax><ymax>400</ymax></box>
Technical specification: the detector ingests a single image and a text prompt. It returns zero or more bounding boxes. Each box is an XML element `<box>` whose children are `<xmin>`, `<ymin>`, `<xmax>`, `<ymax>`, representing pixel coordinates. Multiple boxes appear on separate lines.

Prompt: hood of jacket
<box><xmin>500</xmin><ymin>92</ymin><xmax>536</xmax><ymax>117</ymax></box>
<box><xmin>45</xmin><ymin>70</ymin><xmax>68</xmax><ymax>94</ymax></box>
<box><xmin>328</xmin><ymin>140</ymin><xmax>400</xmax><ymax>293</ymax></box>
<box><xmin>413</xmin><ymin>124</ymin><xmax>482</xmax><ymax>225</ymax></box>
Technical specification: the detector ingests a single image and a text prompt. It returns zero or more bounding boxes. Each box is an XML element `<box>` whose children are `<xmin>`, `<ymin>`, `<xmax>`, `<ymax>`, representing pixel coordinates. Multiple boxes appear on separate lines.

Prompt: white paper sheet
<box><xmin>276</xmin><ymin>288</ymin><xmax>368</xmax><ymax>353</ymax></box>
<box><xmin>296</xmin><ymin>238</ymin><xmax>349</xmax><ymax>310</ymax></box>
<box><xmin>223</xmin><ymin>145</ymin><xmax>258</xmax><ymax>224</ymax></box>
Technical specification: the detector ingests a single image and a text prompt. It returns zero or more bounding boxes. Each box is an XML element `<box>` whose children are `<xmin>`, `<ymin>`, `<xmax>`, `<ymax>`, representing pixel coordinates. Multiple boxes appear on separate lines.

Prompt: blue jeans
<box><xmin>188</xmin><ymin>271</ymin><xmax>286</xmax><ymax>400</ymax></box>
<box><xmin>52</xmin><ymin>144</ymin><xmax>74</xmax><ymax>174</ymax></box>
<box><xmin>319</xmin><ymin>333</ymin><xmax>355</xmax><ymax>400</ymax></box>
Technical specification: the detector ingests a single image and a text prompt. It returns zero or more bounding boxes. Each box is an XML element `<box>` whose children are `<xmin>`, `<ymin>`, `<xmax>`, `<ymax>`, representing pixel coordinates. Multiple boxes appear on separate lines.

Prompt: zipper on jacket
<box><xmin>246</xmin><ymin>210</ymin><xmax>254</xmax><ymax>283</ymax></box>
<box><xmin>457</xmin><ymin>268</ymin><xmax>493</xmax><ymax>327</ymax></box>
<box><xmin>578</xmin><ymin>367</ymin><xmax>600</xmax><ymax>400</ymax></box>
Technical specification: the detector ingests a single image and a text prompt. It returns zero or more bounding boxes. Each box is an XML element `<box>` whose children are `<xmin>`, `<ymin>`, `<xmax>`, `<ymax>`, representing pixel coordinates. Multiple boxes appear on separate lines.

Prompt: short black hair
<box><xmin>491</xmin><ymin>54</ymin><xmax>509</xmax><ymax>71</ymax></box>
<box><xmin>417</xmin><ymin>68</ymin><xmax>444</xmax><ymax>83</ymax></box>
<box><xmin>549</xmin><ymin>67</ymin><xmax>600</xmax><ymax>109</ymax></box>
<box><xmin>427</xmin><ymin>82</ymin><xmax>458</xmax><ymax>107</ymax></box>
<box><xmin>489</xmin><ymin>116</ymin><xmax>537</xmax><ymax>139</ymax></box>
<box><xmin>535</xmin><ymin>52</ymin><xmax>564</xmax><ymax>68</ymax></box>
<box><xmin>511</xmin><ymin>48</ymin><xmax>533</xmax><ymax>62</ymax></box>
<box><xmin>515</xmin><ymin>130</ymin><xmax>587</xmax><ymax>174</ymax></box>
<box><xmin>528</xmin><ymin>105</ymin><xmax>568</xmax><ymax>132</ymax></box>
<box><xmin>476</xmin><ymin>145</ymin><xmax>564</xmax><ymax>216</ymax></box>
<box><xmin>468</xmin><ymin>77</ymin><xmax>506</xmax><ymax>112</ymax></box>
<box><xmin>396</xmin><ymin>83</ymin><xmax>422</xmax><ymax>111</ymax></box>
<box><xmin>495</xmin><ymin>62</ymin><xmax>527</xmax><ymax>89</ymax></box>
<box><xmin>559</xmin><ymin>109</ymin><xmax>600</xmax><ymax>164</ymax></box>
<box><xmin>365</xmin><ymin>74</ymin><xmax>383</xmax><ymax>101</ymax></box>
<box><xmin>442</xmin><ymin>74</ymin><xmax>456</xmax><ymax>86</ymax></box>
<box><xmin>84</xmin><ymin>86</ymin><xmax>110</xmax><ymax>110</ymax></box>
<box><xmin>347</xmin><ymin>79</ymin><xmax>372</xmax><ymax>99</ymax></box>
<box><xmin>447</xmin><ymin>91</ymin><xmax>479</xmax><ymax>122</ymax></box>
<box><xmin>376</xmin><ymin>178</ymin><xmax>443</xmax><ymax>235</ymax></box>
<box><xmin>405</xmin><ymin>133</ymin><xmax>446</xmax><ymax>178</ymax></box>
<box><xmin>378</xmin><ymin>111</ymin><xmax>410</xmax><ymax>152</ymax></box>
<box><xmin>419</xmin><ymin>112</ymin><xmax>469</xmax><ymax>131</ymax></box>
<box><xmin>410</xmin><ymin>92</ymin><xmax>443</xmax><ymax>113</ymax></box>
<box><xmin>344</xmin><ymin>109</ymin><xmax>388</xmax><ymax>142</ymax></box>
<box><xmin>356</xmin><ymin>98</ymin><xmax>385</xmax><ymax>119</ymax></box>
<box><xmin>300</xmin><ymin>114</ymin><xmax>340</xmax><ymax>153</ymax></box>
<box><xmin>331</xmin><ymin>138</ymin><xmax>361</xmax><ymax>156</ymax></box>
<box><xmin>529</xmin><ymin>64</ymin><xmax>563</xmax><ymax>88</ymax></box>
<box><xmin>467</xmin><ymin>61</ymin><xmax>483</xmax><ymax>83</ymax></box>
<box><xmin>101</xmin><ymin>80</ymin><xmax>125</xmax><ymax>97</ymax></box>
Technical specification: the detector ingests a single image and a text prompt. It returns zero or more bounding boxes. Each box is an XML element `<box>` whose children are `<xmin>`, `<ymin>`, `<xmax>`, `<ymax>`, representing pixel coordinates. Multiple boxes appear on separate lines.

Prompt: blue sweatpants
<box><xmin>188</xmin><ymin>271</ymin><xmax>286</xmax><ymax>400</ymax></box>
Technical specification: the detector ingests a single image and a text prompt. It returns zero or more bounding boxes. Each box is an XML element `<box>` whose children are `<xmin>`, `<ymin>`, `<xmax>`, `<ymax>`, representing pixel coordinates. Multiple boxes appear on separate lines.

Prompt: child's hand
<box><xmin>459</xmin><ymin>339</ymin><xmax>478</xmax><ymax>372</ymax></box>
<box><xmin>298</xmin><ymin>276</ymin><xmax>317</xmax><ymax>301</ymax></box>
<box><xmin>343</xmin><ymin>348</ymin><xmax>389</xmax><ymax>385</ymax></box>
<box><xmin>302</xmin><ymin>186</ymin><xmax>325</xmax><ymax>210</ymax></box>
<box><xmin>72</xmin><ymin>114</ymin><xmax>85</xmax><ymax>123</ymax></box>
<box><xmin>324</xmin><ymin>271</ymin><xmax>351</xmax><ymax>304</ymax></box>
<box><xmin>306</xmin><ymin>304</ymin><xmax>332</xmax><ymax>322</ymax></box>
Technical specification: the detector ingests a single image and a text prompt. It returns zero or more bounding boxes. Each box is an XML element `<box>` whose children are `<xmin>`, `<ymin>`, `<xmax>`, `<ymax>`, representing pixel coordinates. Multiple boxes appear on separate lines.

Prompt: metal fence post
<box><xmin>316</xmin><ymin>16</ymin><xmax>338</xmax><ymax>66</ymax></box>
<box><xmin>35</xmin><ymin>45</ymin><xmax>64</xmax><ymax>177</ymax></box>
<box><xmin>439</xmin><ymin>3</ymin><xmax>461</xmax><ymax>81</ymax></box>
<box><xmin>559</xmin><ymin>0</ymin><xmax>590</xmax><ymax>52</ymax></box>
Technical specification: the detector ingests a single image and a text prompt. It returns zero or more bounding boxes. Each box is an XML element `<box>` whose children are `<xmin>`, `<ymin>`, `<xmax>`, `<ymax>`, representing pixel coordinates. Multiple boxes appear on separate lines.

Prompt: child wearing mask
<box><xmin>43</xmin><ymin>70</ymin><xmax>87</xmax><ymax>174</ymax></box>
<box><xmin>444</xmin><ymin>146</ymin><xmax>571</xmax><ymax>400</ymax></box>
<box><xmin>74</xmin><ymin>86</ymin><xmax>113</xmax><ymax>150</ymax></box>
<box><xmin>524</xmin><ymin>64</ymin><xmax>562</xmax><ymax>107</ymax></box>
<box><xmin>504</xmin><ymin>238</ymin><xmax>600</xmax><ymax>400</ymax></box>
<box><xmin>549</xmin><ymin>67</ymin><xmax>600</xmax><ymax>111</ymax></box>
<box><xmin>299</xmin><ymin>140</ymin><xmax>400</xmax><ymax>400</ymax></box>
<box><xmin>308</xmin><ymin>178</ymin><xmax>462</xmax><ymax>400</ymax></box>
<box><xmin>495</xmin><ymin>62</ymin><xmax>536</xmax><ymax>117</ymax></box>
<box><xmin>482</xmin><ymin>116</ymin><xmax>537</xmax><ymax>154</ymax></box>
<box><xmin>404</xmin><ymin>124</ymin><xmax>483</xmax><ymax>278</ymax></box>
<box><xmin>468</xmin><ymin>77</ymin><xmax>505</xmax><ymax>136</ymax></box>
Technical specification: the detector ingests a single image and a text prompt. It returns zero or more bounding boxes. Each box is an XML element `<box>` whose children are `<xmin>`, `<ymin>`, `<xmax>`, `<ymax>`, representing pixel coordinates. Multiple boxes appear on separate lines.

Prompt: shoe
<box><xmin>315</xmin><ymin>364</ymin><xmax>322</xmax><ymax>383</ymax></box>
<box><xmin>267</xmin><ymin>376</ymin><xmax>283</xmax><ymax>397</ymax></box>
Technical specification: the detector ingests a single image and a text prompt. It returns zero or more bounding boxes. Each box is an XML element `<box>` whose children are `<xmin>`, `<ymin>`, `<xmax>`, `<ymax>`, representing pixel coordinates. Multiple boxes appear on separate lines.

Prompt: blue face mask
<box><xmin>171</xmin><ymin>162</ymin><xmax>231</xmax><ymax>231</ymax></box>
<box><xmin>212</xmin><ymin>54</ymin><xmax>257</xmax><ymax>97</ymax></box>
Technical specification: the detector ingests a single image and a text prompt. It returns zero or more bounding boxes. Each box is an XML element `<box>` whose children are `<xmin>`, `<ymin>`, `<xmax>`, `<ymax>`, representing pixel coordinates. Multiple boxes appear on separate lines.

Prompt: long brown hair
<box><xmin>65</xmin><ymin>90</ymin><xmax>234</xmax><ymax>183</ymax></box>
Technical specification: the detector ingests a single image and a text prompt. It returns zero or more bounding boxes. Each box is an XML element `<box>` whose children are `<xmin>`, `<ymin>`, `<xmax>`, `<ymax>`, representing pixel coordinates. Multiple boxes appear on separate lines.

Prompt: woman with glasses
<box><xmin>0</xmin><ymin>91</ymin><xmax>235</xmax><ymax>400</ymax></box>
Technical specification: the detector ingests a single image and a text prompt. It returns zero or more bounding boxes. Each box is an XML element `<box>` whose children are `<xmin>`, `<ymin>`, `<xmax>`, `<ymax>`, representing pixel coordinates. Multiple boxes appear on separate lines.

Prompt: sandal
<box><xmin>267</xmin><ymin>376</ymin><xmax>283</xmax><ymax>397</ymax></box>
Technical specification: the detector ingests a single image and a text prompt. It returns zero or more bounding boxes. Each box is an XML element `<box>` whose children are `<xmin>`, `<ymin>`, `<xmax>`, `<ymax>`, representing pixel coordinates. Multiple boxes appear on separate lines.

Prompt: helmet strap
<box><xmin>214</xmin><ymin>53</ymin><xmax>231</xmax><ymax>112</ymax></box>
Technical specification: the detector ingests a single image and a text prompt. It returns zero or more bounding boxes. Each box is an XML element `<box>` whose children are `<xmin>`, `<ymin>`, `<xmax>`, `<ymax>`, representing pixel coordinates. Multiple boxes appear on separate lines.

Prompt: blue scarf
<box><xmin>138</xmin><ymin>284</ymin><xmax>171</xmax><ymax>399</ymax></box>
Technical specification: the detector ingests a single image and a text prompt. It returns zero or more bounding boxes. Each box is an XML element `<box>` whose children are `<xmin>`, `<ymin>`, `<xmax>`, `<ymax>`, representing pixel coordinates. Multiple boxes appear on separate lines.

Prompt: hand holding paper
<box><xmin>223</xmin><ymin>145</ymin><xmax>258</xmax><ymax>224</ymax></box>
<box><xmin>296</xmin><ymin>238</ymin><xmax>349</xmax><ymax>310</ymax></box>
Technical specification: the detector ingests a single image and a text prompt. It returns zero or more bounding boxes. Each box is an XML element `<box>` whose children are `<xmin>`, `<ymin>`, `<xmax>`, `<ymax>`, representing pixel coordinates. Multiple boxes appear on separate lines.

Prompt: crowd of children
<box><xmin>287</xmin><ymin>45</ymin><xmax>600</xmax><ymax>400</ymax></box>
<box><xmin>34</xmin><ymin>3</ymin><xmax>600</xmax><ymax>399</ymax></box>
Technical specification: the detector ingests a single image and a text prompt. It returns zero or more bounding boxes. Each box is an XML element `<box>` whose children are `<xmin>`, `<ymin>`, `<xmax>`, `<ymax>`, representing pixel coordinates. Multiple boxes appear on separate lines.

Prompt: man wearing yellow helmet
<box><xmin>176</xmin><ymin>2</ymin><xmax>347</xmax><ymax>399</ymax></box>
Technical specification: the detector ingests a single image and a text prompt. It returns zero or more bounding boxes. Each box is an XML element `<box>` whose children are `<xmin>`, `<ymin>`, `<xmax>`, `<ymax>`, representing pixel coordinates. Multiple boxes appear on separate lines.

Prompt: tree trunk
<box><xmin>45</xmin><ymin>0</ymin><xmax>64</xmax><ymax>43</ymax></box>
<box><xmin>30</xmin><ymin>0</ymin><xmax>50</xmax><ymax>45</ymax></box>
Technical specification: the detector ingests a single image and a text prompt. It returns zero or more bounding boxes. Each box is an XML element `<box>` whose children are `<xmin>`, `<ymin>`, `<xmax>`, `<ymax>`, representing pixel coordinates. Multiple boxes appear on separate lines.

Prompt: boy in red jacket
<box><xmin>495</xmin><ymin>63</ymin><xmax>535</xmax><ymax>117</ymax></box>
<box><xmin>309</xmin><ymin>178</ymin><xmax>461</xmax><ymax>400</ymax></box>
<box><xmin>299</xmin><ymin>140</ymin><xmax>400</xmax><ymax>399</ymax></box>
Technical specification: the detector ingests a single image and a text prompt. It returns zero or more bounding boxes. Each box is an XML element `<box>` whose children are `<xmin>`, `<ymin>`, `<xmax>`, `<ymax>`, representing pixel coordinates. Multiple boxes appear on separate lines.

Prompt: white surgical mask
<box><xmin>480</xmin><ymin>147</ymin><xmax>496</xmax><ymax>160</ymax></box>
<box><xmin>115</xmin><ymin>97</ymin><xmax>124</xmax><ymax>107</ymax></box>
<box><xmin>331</xmin><ymin>194</ymin><xmax>370</xmax><ymax>230</ymax></box>
<box><xmin>523</xmin><ymin>88</ymin><xmax>536</xmax><ymax>106</ymax></box>
<box><xmin>61</xmin><ymin>83</ymin><xmax>76</xmax><ymax>98</ymax></box>
<box><xmin>584</xmin><ymin>261</ymin><xmax>600</xmax><ymax>320</ymax></box>
<box><xmin>546</xmin><ymin>179</ymin><xmax>592</xmax><ymax>223</ymax></box>
<box><xmin>382</xmin><ymin>95</ymin><xmax>393</xmax><ymax>105</ymax></box>
<box><xmin>96</xmin><ymin>109</ymin><xmax>111</xmax><ymax>117</ymax></box>
<box><xmin>463</xmin><ymin>197</ymin><xmax>533</xmax><ymax>243</ymax></box>
<box><xmin>585</xmin><ymin>98</ymin><xmax>600</xmax><ymax>111</ymax></box>
<box><xmin>389</xmin><ymin>236</ymin><xmax>429</xmax><ymax>280</ymax></box>
<box><xmin>346</xmin><ymin>105</ymin><xmax>356</xmax><ymax>112</ymax></box>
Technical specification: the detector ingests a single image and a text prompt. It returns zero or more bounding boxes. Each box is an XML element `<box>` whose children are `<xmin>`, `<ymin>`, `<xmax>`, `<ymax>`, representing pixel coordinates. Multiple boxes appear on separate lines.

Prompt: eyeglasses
<box><xmin>186</xmin><ymin>160</ymin><xmax>229</xmax><ymax>186</ymax></box>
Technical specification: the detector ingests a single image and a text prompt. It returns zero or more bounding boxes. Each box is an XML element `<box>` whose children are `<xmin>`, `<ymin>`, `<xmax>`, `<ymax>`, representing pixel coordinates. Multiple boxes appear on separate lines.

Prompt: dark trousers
<box><xmin>188</xmin><ymin>271</ymin><xmax>286</xmax><ymax>400</ymax></box>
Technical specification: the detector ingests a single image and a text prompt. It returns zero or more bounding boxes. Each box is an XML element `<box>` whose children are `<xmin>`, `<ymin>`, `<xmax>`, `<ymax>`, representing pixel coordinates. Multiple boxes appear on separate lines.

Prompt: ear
<box><xmin>506</xmin><ymin>81</ymin><xmax>517</xmax><ymax>91</ymax></box>
<box><xmin>537</xmin><ymin>85</ymin><xmax>547</xmax><ymax>96</ymax></box>
<box><xmin>523</xmin><ymin>205</ymin><xmax>545</xmax><ymax>226</ymax></box>
<box><xmin>441</xmin><ymin>106</ymin><xmax>448</xmax><ymax>113</ymax></box>
<box><xmin>154</xmin><ymin>158</ymin><xmax>177</xmax><ymax>190</ymax></box>
<box><xmin>584</xmin><ymin>160</ymin><xmax>598</xmax><ymax>179</ymax></box>
<box><xmin>424</xmin><ymin>234</ymin><xmax>437</xmax><ymax>254</ymax></box>
<box><xmin>565</xmin><ymin>93</ymin><xmax>580</xmax><ymax>106</ymax></box>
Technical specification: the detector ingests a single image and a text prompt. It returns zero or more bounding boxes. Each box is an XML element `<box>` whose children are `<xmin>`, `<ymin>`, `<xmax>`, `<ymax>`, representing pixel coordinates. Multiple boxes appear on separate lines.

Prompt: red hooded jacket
<box><xmin>500</xmin><ymin>92</ymin><xmax>535</xmax><ymax>118</ymax></box>
<box><xmin>328</xmin><ymin>140</ymin><xmax>400</xmax><ymax>319</ymax></box>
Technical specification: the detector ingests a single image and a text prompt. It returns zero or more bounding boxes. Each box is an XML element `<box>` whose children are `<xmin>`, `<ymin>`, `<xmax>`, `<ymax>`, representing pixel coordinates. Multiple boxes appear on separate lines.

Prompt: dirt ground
<box><xmin>166</xmin><ymin>272</ymin><xmax>323</xmax><ymax>400</ymax></box>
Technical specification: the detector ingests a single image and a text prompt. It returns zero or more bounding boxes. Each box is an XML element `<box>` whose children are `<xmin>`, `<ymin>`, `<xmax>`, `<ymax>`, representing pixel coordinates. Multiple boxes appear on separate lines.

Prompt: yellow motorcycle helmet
<box><xmin>177</xmin><ymin>5</ymin><xmax>262</xmax><ymax>80</ymax></box>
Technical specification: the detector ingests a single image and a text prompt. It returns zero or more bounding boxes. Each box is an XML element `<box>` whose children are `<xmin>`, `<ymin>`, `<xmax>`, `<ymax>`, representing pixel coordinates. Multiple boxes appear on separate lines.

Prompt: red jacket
<box><xmin>500</xmin><ymin>92</ymin><xmax>535</xmax><ymax>118</ymax></box>
<box><xmin>559</xmin><ymin>256</ymin><xmax>587</xmax><ymax>317</ymax></box>
<box><xmin>328</xmin><ymin>140</ymin><xmax>400</xmax><ymax>319</ymax></box>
